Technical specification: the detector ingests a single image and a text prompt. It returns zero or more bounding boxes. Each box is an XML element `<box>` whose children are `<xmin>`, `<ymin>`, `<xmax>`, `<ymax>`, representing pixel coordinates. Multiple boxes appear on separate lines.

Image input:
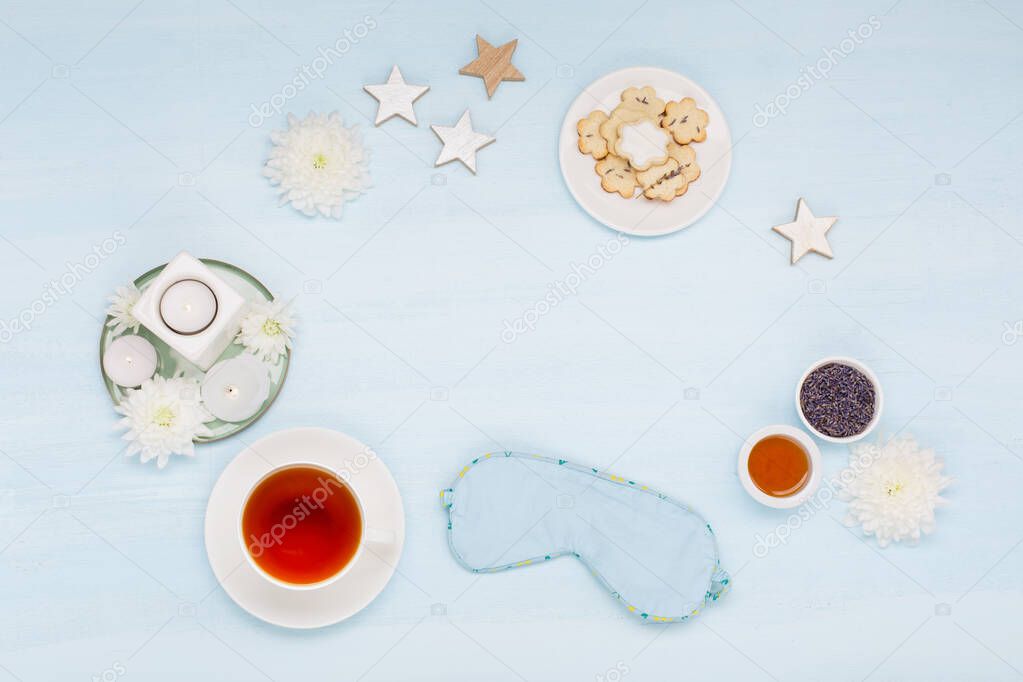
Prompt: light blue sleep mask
<box><xmin>441</xmin><ymin>452</ymin><xmax>729</xmax><ymax>622</ymax></box>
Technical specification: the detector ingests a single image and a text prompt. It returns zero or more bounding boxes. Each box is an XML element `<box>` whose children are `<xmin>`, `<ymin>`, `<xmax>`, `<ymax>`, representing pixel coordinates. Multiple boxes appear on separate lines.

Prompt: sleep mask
<box><xmin>441</xmin><ymin>452</ymin><xmax>729</xmax><ymax>622</ymax></box>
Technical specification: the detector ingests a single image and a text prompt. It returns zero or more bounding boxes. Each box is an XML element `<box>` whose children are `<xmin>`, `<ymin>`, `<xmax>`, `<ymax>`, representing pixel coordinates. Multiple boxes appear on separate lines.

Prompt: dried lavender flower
<box><xmin>799</xmin><ymin>362</ymin><xmax>876</xmax><ymax>438</ymax></box>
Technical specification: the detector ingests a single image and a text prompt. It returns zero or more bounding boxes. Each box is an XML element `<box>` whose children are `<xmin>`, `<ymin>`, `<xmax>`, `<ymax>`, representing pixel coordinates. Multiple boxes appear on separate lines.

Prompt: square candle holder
<box><xmin>133</xmin><ymin>251</ymin><xmax>247</xmax><ymax>371</ymax></box>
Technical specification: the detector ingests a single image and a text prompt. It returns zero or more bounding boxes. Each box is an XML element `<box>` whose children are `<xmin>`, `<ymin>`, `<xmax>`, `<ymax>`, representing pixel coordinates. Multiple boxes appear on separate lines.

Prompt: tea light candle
<box><xmin>159</xmin><ymin>279</ymin><xmax>217</xmax><ymax>335</ymax></box>
<box><xmin>201</xmin><ymin>355</ymin><xmax>270</xmax><ymax>422</ymax></box>
<box><xmin>102</xmin><ymin>335</ymin><xmax>158</xmax><ymax>388</ymax></box>
<box><xmin>132</xmin><ymin>252</ymin><xmax>248</xmax><ymax>371</ymax></box>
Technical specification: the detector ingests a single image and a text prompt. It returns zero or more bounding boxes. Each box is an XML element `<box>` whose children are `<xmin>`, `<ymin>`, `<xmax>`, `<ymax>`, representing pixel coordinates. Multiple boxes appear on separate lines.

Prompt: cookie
<box><xmin>576</xmin><ymin>85</ymin><xmax>703</xmax><ymax>202</ymax></box>
<box><xmin>666</xmin><ymin>141</ymin><xmax>701</xmax><ymax>184</ymax></box>
<box><xmin>635</xmin><ymin>156</ymin><xmax>696</xmax><ymax>201</ymax></box>
<box><xmin>595</xmin><ymin>155</ymin><xmax>637</xmax><ymax>198</ymax></box>
<box><xmin>611</xmin><ymin>119</ymin><xmax>670</xmax><ymax>171</ymax></box>
<box><xmin>577</xmin><ymin>110</ymin><xmax>610</xmax><ymax>159</ymax></box>
<box><xmin>661</xmin><ymin>98</ymin><xmax>709</xmax><ymax>144</ymax></box>
<box><xmin>617</xmin><ymin>86</ymin><xmax>666</xmax><ymax>119</ymax></box>
<box><xmin>599</xmin><ymin>106</ymin><xmax>649</xmax><ymax>155</ymax></box>
<box><xmin>643</xmin><ymin>168</ymin><xmax>689</xmax><ymax>201</ymax></box>
<box><xmin>635</xmin><ymin>158</ymin><xmax>679</xmax><ymax>191</ymax></box>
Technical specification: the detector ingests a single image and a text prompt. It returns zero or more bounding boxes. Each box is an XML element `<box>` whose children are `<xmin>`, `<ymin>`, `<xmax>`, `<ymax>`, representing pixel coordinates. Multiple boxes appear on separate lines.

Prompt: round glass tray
<box><xmin>99</xmin><ymin>258</ymin><xmax>290</xmax><ymax>443</ymax></box>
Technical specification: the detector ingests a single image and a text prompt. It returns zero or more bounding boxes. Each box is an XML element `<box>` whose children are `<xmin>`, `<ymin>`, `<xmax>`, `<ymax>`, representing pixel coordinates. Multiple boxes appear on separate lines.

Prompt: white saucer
<box><xmin>558</xmin><ymin>66</ymin><xmax>733</xmax><ymax>237</ymax></box>
<box><xmin>204</xmin><ymin>427</ymin><xmax>405</xmax><ymax>628</ymax></box>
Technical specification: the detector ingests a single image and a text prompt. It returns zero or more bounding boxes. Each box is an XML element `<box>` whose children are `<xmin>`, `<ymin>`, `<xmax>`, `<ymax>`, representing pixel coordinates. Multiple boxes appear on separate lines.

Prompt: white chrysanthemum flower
<box><xmin>263</xmin><ymin>111</ymin><xmax>370</xmax><ymax>219</ymax></box>
<box><xmin>105</xmin><ymin>283</ymin><xmax>142</xmax><ymax>336</ymax></box>
<box><xmin>839</xmin><ymin>436</ymin><xmax>952</xmax><ymax>547</ymax></box>
<box><xmin>115</xmin><ymin>374</ymin><xmax>214</xmax><ymax>468</ymax></box>
<box><xmin>235</xmin><ymin>299</ymin><xmax>295</xmax><ymax>363</ymax></box>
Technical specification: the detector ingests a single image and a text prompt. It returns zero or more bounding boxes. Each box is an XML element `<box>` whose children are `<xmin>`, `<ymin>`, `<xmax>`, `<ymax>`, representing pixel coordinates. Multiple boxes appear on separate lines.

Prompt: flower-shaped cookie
<box><xmin>636</xmin><ymin>158</ymin><xmax>678</xmax><ymax>191</ymax></box>
<box><xmin>636</xmin><ymin>144</ymin><xmax>702</xmax><ymax>202</ymax></box>
<box><xmin>574</xmin><ymin>86</ymin><xmax>708</xmax><ymax>203</ymax></box>
<box><xmin>667</xmin><ymin>142</ymin><xmax>701</xmax><ymax>183</ymax></box>
<box><xmin>577</xmin><ymin>110</ymin><xmax>610</xmax><ymax>159</ymax></box>
<box><xmin>643</xmin><ymin>171</ymin><xmax>689</xmax><ymax>201</ymax></box>
<box><xmin>599</xmin><ymin>106</ymin><xmax>648</xmax><ymax>155</ymax></box>
<box><xmin>595</xmin><ymin>155</ymin><xmax>637</xmax><ymax>198</ymax></box>
<box><xmin>617</xmin><ymin>86</ymin><xmax>666</xmax><ymax>119</ymax></box>
<box><xmin>661</xmin><ymin>98</ymin><xmax>709</xmax><ymax>144</ymax></box>
<box><xmin>638</xmin><ymin>160</ymin><xmax>689</xmax><ymax>201</ymax></box>
<box><xmin>612</xmin><ymin>120</ymin><xmax>670</xmax><ymax>171</ymax></box>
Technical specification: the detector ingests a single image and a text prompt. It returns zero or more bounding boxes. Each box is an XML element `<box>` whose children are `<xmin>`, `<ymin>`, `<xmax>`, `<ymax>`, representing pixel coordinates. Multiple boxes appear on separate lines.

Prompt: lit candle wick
<box><xmin>200</xmin><ymin>356</ymin><xmax>269</xmax><ymax>423</ymax></box>
<box><xmin>102</xmin><ymin>335</ymin><xmax>158</xmax><ymax>388</ymax></box>
<box><xmin>159</xmin><ymin>279</ymin><xmax>218</xmax><ymax>335</ymax></box>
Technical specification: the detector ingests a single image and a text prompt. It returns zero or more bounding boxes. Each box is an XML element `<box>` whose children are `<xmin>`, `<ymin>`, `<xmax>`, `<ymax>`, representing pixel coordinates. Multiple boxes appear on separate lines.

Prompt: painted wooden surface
<box><xmin>0</xmin><ymin>0</ymin><xmax>1021</xmax><ymax>680</ymax></box>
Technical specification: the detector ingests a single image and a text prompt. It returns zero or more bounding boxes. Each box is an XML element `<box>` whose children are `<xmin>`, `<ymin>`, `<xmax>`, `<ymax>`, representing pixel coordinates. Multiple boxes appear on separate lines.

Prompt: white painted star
<box><xmin>430</xmin><ymin>110</ymin><xmax>495</xmax><ymax>174</ymax></box>
<box><xmin>363</xmin><ymin>65</ymin><xmax>429</xmax><ymax>126</ymax></box>
<box><xmin>772</xmin><ymin>198</ymin><xmax>838</xmax><ymax>264</ymax></box>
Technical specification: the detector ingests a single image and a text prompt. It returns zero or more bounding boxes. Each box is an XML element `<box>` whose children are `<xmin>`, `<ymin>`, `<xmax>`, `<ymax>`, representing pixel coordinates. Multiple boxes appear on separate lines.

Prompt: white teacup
<box><xmin>238</xmin><ymin>462</ymin><xmax>395</xmax><ymax>590</ymax></box>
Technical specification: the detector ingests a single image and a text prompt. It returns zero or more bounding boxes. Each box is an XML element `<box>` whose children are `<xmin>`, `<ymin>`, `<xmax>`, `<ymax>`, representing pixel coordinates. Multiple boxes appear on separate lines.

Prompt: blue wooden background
<box><xmin>1</xmin><ymin>0</ymin><xmax>1021</xmax><ymax>679</ymax></box>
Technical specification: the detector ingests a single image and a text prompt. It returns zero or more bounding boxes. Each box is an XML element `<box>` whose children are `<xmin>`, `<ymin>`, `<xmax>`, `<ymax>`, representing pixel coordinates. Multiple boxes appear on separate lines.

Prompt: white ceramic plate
<box><xmin>100</xmin><ymin>259</ymin><xmax>290</xmax><ymax>443</ymax></box>
<box><xmin>204</xmin><ymin>428</ymin><xmax>405</xmax><ymax>628</ymax></box>
<box><xmin>558</xmin><ymin>67</ymin><xmax>732</xmax><ymax>237</ymax></box>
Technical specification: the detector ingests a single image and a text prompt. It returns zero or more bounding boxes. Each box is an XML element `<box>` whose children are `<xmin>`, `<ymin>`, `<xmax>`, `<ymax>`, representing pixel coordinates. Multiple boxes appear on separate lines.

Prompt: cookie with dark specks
<box><xmin>661</xmin><ymin>97</ymin><xmax>709</xmax><ymax>144</ymax></box>
<box><xmin>636</xmin><ymin>158</ymin><xmax>678</xmax><ymax>190</ymax></box>
<box><xmin>598</xmin><ymin>106</ymin><xmax>648</xmax><ymax>157</ymax></box>
<box><xmin>577</xmin><ymin>110</ymin><xmax>609</xmax><ymax>159</ymax></box>
<box><xmin>575</xmin><ymin>86</ymin><xmax>706</xmax><ymax>202</ymax></box>
<box><xmin>617</xmin><ymin>86</ymin><xmax>666</xmax><ymax>119</ymax></box>
<box><xmin>643</xmin><ymin>167</ymin><xmax>689</xmax><ymax>201</ymax></box>
<box><xmin>595</xmin><ymin>155</ymin><xmax>637</xmax><ymax>198</ymax></box>
<box><xmin>666</xmin><ymin>141</ymin><xmax>701</xmax><ymax>185</ymax></box>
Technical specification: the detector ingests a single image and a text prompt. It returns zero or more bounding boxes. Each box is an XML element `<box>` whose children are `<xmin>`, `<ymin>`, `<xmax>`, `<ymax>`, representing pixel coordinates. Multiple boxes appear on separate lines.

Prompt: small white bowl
<box><xmin>738</xmin><ymin>425</ymin><xmax>822</xmax><ymax>509</ymax></box>
<box><xmin>796</xmin><ymin>356</ymin><xmax>883</xmax><ymax>444</ymax></box>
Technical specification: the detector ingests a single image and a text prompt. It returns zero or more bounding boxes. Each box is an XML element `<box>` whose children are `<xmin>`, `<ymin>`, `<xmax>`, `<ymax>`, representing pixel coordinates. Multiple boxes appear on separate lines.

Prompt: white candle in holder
<box><xmin>102</xmin><ymin>335</ymin><xmax>158</xmax><ymax>387</ymax></box>
<box><xmin>201</xmin><ymin>355</ymin><xmax>270</xmax><ymax>422</ymax></box>
<box><xmin>160</xmin><ymin>279</ymin><xmax>217</xmax><ymax>335</ymax></box>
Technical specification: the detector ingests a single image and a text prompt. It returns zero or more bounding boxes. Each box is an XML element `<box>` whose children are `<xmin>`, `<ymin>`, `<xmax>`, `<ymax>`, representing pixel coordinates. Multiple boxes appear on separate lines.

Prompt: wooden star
<box><xmin>458</xmin><ymin>35</ymin><xmax>525</xmax><ymax>98</ymax></box>
<box><xmin>363</xmin><ymin>65</ymin><xmax>429</xmax><ymax>126</ymax></box>
<box><xmin>431</xmin><ymin>110</ymin><xmax>495</xmax><ymax>174</ymax></box>
<box><xmin>772</xmin><ymin>198</ymin><xmax>838</xmax><ymax>264</ymax></box>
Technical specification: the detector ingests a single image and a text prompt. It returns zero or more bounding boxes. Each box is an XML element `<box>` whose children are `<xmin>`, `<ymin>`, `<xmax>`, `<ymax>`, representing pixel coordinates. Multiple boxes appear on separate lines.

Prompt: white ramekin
<box><xmin>738</xmin><ymin>424</ymin><xmax>822</xmax><ymax>509</ymax></box>
<box><xmin>795</xmin><ymin>356</ymin><xmax>883</xmax><ymax>444</ymax></box>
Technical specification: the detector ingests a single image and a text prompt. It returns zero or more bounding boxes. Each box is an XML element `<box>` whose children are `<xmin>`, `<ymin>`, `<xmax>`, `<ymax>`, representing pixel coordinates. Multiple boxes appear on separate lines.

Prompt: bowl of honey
<box><xmin>738</xmin><ymin>425</ymin><xmax>822</xmax><ymax>508</ymax></box>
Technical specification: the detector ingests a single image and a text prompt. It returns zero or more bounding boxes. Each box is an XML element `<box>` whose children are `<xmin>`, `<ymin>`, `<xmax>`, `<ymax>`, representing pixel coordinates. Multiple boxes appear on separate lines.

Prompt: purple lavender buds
<box><xmin>799</xmin><ymin>362</ymin><xmax>876</xmax><ymax>439</ymax></box>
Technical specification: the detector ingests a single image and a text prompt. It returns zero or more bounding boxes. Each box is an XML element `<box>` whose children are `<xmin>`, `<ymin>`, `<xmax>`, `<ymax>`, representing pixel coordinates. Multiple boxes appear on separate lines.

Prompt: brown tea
<box><xmin>748</xmin><ymin>436</ymin><xmax>810</xmax><ymax>497</ymax></box>
<box><xmin>242</xmin><ymin>466</ymin><xmax>362</xmax><ymax>584</ymax></box>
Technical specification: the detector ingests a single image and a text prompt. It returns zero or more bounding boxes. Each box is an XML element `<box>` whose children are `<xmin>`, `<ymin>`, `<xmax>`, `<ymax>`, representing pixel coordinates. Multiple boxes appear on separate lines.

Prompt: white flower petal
<box><xmin>113</xmin><ymin>375</ymin><xmax>210</xmax><ymax>469</ymax></box>
<box><xmin>838</xmin><ymin>436</ymin><xmax>951</xmax><ymax>548</ymax></box>
<box><xmin>262</xmin><ymin>110</ymin><xmax>369</xmax><ymax>220</ymax></box>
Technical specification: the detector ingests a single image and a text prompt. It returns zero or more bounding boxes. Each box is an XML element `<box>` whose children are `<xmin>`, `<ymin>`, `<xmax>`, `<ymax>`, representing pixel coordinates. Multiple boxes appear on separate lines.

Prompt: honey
<box><xmin>747</xmin><ymin>436</ymin><xmax>810</xmax><ymax>497</ymax></box>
